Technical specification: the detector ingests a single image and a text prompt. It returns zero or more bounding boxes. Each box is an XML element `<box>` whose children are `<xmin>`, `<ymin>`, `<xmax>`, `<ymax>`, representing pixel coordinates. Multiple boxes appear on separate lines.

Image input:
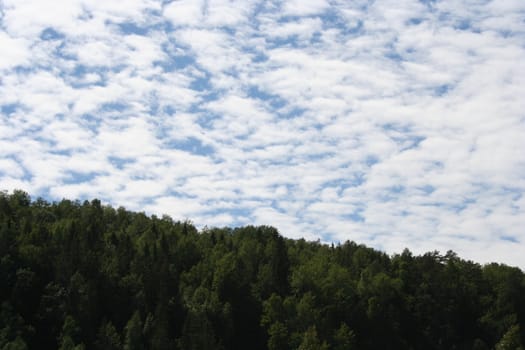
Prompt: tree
<box><xmin>95</xmin><ymin>321</ymin><xmax>122</xmax><ymax>350</ymax></box>
<box><xmin>124</xmin><ymin>311</ymin><xmax>144</xmax><ymax>350</ymax></box>
<box><xmin>496</xmin><ymin>325</ymin><xmax>524</xmax><ymax>350</ymax></box>
<box><xmin>58</xmin><ymin>316</ymin><xmax>85</xmax><ymax>350</ymax></box>
<box><xmin>2</xmin><ymin>337</ymin><xmax>28</xmax><ymax>350</ymax></box>
<box><xmin>333</xmin><ymin>323</ymin><xmax>356</xmax><ymax>350</ymax></box>
<box><xmin>267</xmin><ymin>322</ymin><xmax>288</xmax><ymax>350</ymax></box>
<box><xmin>1</xmin><ymin>190</ymin><xmax>525</xmax><ymax>350</ymax></box>
<box><xmin>181</xmin><ymin>310</ymin><xmax>217</xmax><ymax>350</ymax></box>
<box><xmin>297</xmin><ymin>326</ymin><xmax>328</xmax><ymax>350</ymax></box>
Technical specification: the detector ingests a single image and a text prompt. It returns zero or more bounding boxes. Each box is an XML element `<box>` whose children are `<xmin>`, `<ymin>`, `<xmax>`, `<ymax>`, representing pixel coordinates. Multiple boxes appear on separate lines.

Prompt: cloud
<box><xmin>164</xmin><ymin>0</ymin><xmax>204</xmax><ymax>27</ymax></box>
<box><xmin>0</xmin><ymin>32</ymin><xmax>30</xmax><ymax>69</ymax></box>
<box><xmin>0</xmin><ymin>158</ymin><xmax>25</xmax><ymax>178</ymax></box>
<box><xmin>281</xmin><ymin>0</ymin><xmax>329</xmax><ymax>17</ymax></box>
<box><xmin>1</xmin><ymin>0</ymin><xmax>525</xmax><ymax>267</ymax></box>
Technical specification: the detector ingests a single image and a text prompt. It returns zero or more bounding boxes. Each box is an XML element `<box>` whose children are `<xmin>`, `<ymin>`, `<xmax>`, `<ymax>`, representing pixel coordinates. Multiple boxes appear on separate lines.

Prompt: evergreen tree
<box><xmin>496</xmin><ymin>325</ymin><xmax>524</xmax><ymax>350</ymax></box>
<box><xmin>58</xmin><ymin>316</ymin><xmax>85</xmax><ymax>350</ymax></box>
<box><xmin>124</xmin><ymin>311</ymin><xmax>144</xmax><ymax>350</ymax></box>
<box><xmin>0</xmin><ymin>190</ymin><xmax>524</xmax><ymax>350</ymax></box>
<box><xmin>333</xmin><ymin>323</ymin><xmax>356</xmax><ymax>350</ymax></box>
<box><xmin>267</xmin><ymin>322</ymin><xmax>288</xmax><ymax>350</ymax></box>
<box><xmin>95</xmin><ymin>321</ymin><xmax>121</xmax><ymax>350</ymax></box>
<box><xmin>297</xmin><ymin>326</ymin><xmax>328</xmax><ymax>350</ymax></box>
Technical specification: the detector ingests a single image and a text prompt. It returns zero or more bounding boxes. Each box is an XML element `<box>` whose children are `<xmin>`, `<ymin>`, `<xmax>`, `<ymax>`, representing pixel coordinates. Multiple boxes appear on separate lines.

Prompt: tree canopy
<box><xmin>1</xmin><ymin>190</ymin><xmax>524</xmax><ymax>349</ymax></box>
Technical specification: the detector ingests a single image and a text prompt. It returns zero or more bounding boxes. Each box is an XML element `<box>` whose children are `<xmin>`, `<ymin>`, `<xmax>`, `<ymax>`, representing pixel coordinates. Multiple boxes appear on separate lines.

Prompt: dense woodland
<box><xmin>1</xmin><ymin>190</ymin><xmax>524</xmax><ymax>349</ymax></box>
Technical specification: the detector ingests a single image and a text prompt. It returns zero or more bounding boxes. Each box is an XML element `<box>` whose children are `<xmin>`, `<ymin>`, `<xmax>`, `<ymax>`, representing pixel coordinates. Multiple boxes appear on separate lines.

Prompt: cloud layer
<box><xmin>1</xmin><ymin>0</ymin><xmax>525</xmax><ymax>266</ymax></box>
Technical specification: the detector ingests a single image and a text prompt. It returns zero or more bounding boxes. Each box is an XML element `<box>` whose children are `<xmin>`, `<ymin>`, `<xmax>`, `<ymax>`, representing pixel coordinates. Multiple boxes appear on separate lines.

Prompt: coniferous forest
<box><xmin>1</xmin><ymin>190</ymin><xmax>524</xmax><ymax>349</ymax></box>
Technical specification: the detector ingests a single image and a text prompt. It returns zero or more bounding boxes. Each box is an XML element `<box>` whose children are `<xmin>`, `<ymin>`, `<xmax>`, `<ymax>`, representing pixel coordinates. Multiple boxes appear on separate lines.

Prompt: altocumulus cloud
<box><xmin>1</xmin><ymin>0</ymin><xmax>525</xmax><ymax>266</ymax></box>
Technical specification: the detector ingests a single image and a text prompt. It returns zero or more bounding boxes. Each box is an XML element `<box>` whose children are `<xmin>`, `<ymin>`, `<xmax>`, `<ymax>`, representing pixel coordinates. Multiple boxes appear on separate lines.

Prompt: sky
<box><xmin>1</xmin><ymin>0</ymin><xmax>525</xmax><ymax>267</ymax></box>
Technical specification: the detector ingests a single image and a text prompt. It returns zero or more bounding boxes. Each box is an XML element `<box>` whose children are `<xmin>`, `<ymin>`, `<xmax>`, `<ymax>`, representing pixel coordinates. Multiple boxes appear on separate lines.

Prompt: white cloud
<box><xmin>261</xmin><ymin>17</ymin><xmax>322</xmax><ymax>41</ymax></box>
<box><xmin>281</xmin><ymin>0</ymin><xmax>329</xmax><ymax>17</ymax></box>
<box><xmin>205</xmin><ymin>0</ymin><xmax>255</xmax><ymax>27</ymax></box>
<box><xmin>0</xmin><ymin>31</ymin><xmax>30</xmax><ymax>69</ymax></box>
<box><xmin>145</xmin><ymin>196</ymin><xmax>208</xmax><ymax>218</ymax></box>
<box><xmin>164</xmin><ymin>0</ymin><xmax>204</xmax><ymax>27</ymax></box>
<box><xmin>0</xmin><ymin>158</ymin><xmax>25</xmax><ymax>178</ymax></box>
<box><xmin>1</xmin><ymin>0</ymin><xmax>83</xmax><ymax>37</ymax></box>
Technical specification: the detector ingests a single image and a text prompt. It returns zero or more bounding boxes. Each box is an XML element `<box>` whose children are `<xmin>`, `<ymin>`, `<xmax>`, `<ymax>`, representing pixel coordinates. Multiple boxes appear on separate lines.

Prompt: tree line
<box><xmin>1</xmin><ymin>190</ymin><xmax>524</xmax><ymax>349</ymax></box>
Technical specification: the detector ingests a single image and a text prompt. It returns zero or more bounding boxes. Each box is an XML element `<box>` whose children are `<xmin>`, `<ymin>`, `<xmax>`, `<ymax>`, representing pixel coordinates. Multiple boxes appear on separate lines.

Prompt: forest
<box><xmin>1</xmin><ymin>190</ymin><xmax>524</xmax><ymax>349</ymax></box>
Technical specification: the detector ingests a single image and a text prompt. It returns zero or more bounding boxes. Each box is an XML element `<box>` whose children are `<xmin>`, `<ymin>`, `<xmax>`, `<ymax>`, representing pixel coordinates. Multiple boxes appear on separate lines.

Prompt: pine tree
<box><xmin>124</xmin><ymin>311</ymin><xmax>144</xmax><ymax>350</ymax></box>
<box><xmin>298</xmin><ymin>326</ymin><xmax>329</xmax><ymax>350</ymax></box>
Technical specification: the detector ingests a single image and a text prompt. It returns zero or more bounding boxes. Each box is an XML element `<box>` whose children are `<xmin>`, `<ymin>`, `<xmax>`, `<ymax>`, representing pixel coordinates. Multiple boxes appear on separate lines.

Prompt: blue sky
<box><xmin>1</xmin><ymin>0</ymin><xmax>525</xmax><ymax>267</ymax></box>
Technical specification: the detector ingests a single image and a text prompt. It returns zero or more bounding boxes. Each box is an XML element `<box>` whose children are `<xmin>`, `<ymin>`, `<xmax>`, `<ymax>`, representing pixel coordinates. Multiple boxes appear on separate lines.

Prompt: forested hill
<box><xmin>1</xmin><ymin>190</ymin><xmax>524</xmax><ymax>349</ymax></box>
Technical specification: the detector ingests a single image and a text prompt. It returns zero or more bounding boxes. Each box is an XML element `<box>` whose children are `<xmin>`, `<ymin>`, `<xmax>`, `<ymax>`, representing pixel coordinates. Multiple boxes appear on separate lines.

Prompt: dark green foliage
<box><xmin>1</xmin><ymin>190</ymin><xmax>524</xmax><ymax>349</ymax></box>
<box><xmin>333</xmin><ymin>323</ymin><xmax>355</xmax><ymax>350</ymax></box>
<box><xmin>123</xmin><ymin>311</ymin><xmax>144</xmax><ymax>350</ymax></box>
<box><xmin>496</xmin><ymin>325</ymin><xmax>524</xmax><ymax>350</ymax></box>
<box><xmin>297</xmin><ymin>326</ymin><xmax>328</xmax><ymax>350</ymax></box>
<box><xmin>95</xmin><ymin>321</ymin><xmax>122</xmax><ymax>350</ymax></box>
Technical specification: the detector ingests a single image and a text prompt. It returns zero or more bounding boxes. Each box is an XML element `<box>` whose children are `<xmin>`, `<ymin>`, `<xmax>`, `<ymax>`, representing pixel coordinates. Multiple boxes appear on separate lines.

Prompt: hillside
<box><xmin>1</xmin><ymin>190</ymin><xmax>524</xmax><ymax>349</ymax></box>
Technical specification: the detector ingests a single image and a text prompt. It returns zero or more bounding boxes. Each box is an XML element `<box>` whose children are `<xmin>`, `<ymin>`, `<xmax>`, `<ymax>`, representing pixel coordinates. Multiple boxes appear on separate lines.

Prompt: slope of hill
<box><xmin>1</xmin><ymin>190</ymin><xmax>524</xmax><ymax>349</ymax></box>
